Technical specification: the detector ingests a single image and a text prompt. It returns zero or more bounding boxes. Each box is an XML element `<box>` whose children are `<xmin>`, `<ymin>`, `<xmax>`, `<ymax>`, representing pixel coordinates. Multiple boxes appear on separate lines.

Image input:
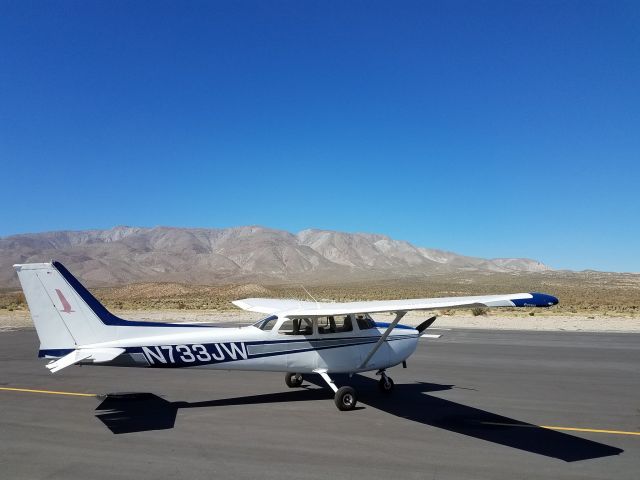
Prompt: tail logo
<box><xmin>55</xmin><ymin>289</ymin><xmax>75</xmax><ymax>313</ymax></box>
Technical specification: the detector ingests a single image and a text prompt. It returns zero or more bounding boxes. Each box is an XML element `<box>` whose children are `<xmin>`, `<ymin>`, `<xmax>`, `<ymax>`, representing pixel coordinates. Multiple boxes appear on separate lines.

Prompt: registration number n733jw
<box><xmin>140</xmin><ymin>342</ymin><xmax>248</xmax><ymax>366</ymax></box>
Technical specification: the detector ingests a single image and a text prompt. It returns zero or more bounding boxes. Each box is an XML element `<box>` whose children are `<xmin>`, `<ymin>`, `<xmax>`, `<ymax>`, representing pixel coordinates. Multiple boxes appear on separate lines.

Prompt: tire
<box><xmin>378</xmin><ymin>376</ymin><xmax>394</xmax><ymax>393</ymax></box>
<box><xmin>285</xmin><ymin>372</ymin><xmax>303</xmax><ymax>388</ymax></box>
<box><xmin>334</xmin><ymin>386</ymin><xmax>358</xmax><ymax>411</ymax></box>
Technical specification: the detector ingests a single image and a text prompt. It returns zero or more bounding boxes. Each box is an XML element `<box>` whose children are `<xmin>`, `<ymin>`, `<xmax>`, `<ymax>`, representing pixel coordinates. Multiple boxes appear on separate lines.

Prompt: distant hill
<box><xmin>0</xmin><ymin>226</ymin><xmax>550</xmax><ymax>288</ymax></box>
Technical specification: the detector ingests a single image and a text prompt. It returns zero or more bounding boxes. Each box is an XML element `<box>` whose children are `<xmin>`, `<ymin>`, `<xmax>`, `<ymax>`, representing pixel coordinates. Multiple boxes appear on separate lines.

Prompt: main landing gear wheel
<box><xmin>315</xmin><ymin>369</ymin><xmax>358</xmax><ymax>411</ymax></box>
<box><xmin>378</xmin><ymin>376</ymin><xmax>394</xmax><ymax>393</ymax></box>
<box><xmin>285</xmin><ymin>372</ymin><xmax>304</xmax><ymax>388</ymax></box>
<box><xmin>334</xmin><ymin>386</ymin><xmax>358</xmax><ymax>411</ymax></box>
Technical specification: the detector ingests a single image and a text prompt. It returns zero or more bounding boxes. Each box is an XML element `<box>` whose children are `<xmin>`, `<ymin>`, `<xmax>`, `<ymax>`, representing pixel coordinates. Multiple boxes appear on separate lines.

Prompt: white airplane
<box><xmin>14</xmin><ymin>261</ymin><xmax>558</xmax><ymax>411</ymax></box>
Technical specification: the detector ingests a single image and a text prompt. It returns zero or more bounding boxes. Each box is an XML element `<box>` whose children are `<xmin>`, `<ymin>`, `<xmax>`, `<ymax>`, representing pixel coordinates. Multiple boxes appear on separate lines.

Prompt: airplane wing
<box><xmin>233</xmin><ymin>292</ymin><xmax>558</xmax><ymax>316</ymax></box>
<box><xmin>232</xmin><ymin>298</ymin><xmax>317</xmax><ymax>314</ymax></box>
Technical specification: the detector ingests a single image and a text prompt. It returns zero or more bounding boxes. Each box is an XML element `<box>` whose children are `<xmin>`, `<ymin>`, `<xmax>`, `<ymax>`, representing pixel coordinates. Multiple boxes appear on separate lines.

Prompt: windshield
<box><xmin>253</xmin><ymin>315</ymin><xmax>279</xmax><ymax>330</ymax></box>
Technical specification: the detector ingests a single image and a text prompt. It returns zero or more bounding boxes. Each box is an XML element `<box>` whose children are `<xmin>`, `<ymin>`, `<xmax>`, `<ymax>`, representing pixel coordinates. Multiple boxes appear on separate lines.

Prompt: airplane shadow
<box><xmin>95</xmin><ymin>375</ymin><xmax>623</xmax><ymax>462</ymax></box>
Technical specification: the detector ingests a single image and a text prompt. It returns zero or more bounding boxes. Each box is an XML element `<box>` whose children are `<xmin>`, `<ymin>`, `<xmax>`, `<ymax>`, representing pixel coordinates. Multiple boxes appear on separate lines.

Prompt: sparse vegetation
<box><xmin>0</xmin><ymin>292</ymin><xmax>26</xmax><ymax>311</ymax></box>
<box><xmin>471</xmin><ymin>307</ymin><xmax>487</xmax><ymax>316</ymax></box>
<box><xmin>0</xmin><ymin>271</ymin><xmax>638</xmax><ymax>316</ymax></box>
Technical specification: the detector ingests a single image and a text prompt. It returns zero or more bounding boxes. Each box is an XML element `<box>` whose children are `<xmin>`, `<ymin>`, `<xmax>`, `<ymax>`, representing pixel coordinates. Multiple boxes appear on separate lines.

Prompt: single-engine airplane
<box><xmin>14</xmin><ymin>261</ymin><xmax>558</xmax><ymax>410</ymax></box>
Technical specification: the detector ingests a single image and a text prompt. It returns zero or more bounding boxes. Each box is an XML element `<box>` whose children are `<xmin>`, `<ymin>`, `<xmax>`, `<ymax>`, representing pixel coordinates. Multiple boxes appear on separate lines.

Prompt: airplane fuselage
<box><xmin>43</xmin><ymin>324</ymin><xmax>420</xmax><ymax>374</ymax></box>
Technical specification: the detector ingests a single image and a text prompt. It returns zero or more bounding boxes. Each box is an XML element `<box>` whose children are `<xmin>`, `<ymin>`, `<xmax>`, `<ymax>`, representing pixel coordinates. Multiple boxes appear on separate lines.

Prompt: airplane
<box><xmin>14</xmin><ymin>261</ymin><xmax>559</xmax><ymax>411</ymax></box>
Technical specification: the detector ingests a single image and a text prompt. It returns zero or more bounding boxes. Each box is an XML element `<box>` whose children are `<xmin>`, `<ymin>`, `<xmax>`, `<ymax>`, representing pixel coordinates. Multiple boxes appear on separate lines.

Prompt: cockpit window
<box><xmin>255</xmin><ymin>315</ymin><xmax>278</xmax><ymax>331</ymax></box>
<box><xmin>355</xmin><ymin>314</ymin><xmax>376</xmax><ymax>330</ymax></box>
<box><xmin>318</xmin><ymin>315</ymin><xmax>353</xmax><ymax>334</ymax></box>
<box><xmin>279</xmin><ymin>318</ymin><xmax>313</xmax><ymax>335</ymax></box>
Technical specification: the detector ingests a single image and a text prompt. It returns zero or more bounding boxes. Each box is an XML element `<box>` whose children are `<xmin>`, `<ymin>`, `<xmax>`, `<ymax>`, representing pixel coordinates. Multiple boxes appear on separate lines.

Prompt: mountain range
<box><xmin>0</xmin><ymin>226</ymin><xmax>550</xmax><ymax>288</ymax></box>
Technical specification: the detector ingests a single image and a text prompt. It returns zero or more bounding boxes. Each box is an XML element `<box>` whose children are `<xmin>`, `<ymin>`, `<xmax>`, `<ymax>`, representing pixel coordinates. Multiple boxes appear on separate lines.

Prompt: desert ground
<box><xmin>2</xmin><ymin>270</ymin><xmax>638</xmax><ymax>332</ymax></box>
<box><xmin>1</xmin><ymin>308</ymin><xmax>638</xmax><ymax>333</ymax></box>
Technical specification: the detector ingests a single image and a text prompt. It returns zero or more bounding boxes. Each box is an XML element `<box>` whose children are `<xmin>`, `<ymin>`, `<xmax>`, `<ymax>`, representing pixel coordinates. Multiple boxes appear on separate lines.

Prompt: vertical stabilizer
<box><xmin>14</xmin><ymin>262</ymin><xmax>116</xmax><ymax>351</ymax></box>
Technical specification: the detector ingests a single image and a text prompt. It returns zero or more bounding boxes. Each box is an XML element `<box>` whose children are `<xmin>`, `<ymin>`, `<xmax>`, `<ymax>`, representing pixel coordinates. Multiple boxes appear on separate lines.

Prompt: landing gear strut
<box><xmin>376</xmin><ymin>369</ymin><xmax>394</xmax><ymax>393</ymax></box>
<box><xmin>285</xmin><ymin>372</ymin><xmax>304</xmax><ymax>388</ymax></box>
<box><xmin>315</xmin><ymin>369</ymin><xmax>358</xmax><ymax>411</ymax></box>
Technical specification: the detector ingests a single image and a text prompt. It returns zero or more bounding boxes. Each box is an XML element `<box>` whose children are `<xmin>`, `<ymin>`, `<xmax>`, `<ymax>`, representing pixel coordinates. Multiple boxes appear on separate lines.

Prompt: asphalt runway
<box><xmin>1</xmin><ymin>328</ymin><xmax>639</xmax><ymax>480</ymax></box>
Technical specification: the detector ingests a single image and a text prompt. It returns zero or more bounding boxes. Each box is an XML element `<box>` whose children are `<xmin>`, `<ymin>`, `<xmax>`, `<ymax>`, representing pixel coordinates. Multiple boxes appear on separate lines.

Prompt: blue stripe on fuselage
<box><xmin>373</xmin><ymin>322</ymin><xmax>416</xmax><ymax>330</ymax></box>
<box><xmin>38</xmin><ymin>348</ymin><xmax>75</xmax><ymax>358</ymax></box>
<box><xmin>38</xmin><ymin>334</ymin><xmax>418</xmax><ymax>365</ymax></box>
<box><xmin>129</xmin><ymin>335</ymin><xmax>417</xmax><ymax>368</ymax></box>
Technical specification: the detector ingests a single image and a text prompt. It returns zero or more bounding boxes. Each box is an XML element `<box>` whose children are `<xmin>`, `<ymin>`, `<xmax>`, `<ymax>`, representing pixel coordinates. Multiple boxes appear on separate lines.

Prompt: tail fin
<box><xmin>14</xmin><ymin>262</ymin><xmax>117</xmax><ymax>353</ymax></box>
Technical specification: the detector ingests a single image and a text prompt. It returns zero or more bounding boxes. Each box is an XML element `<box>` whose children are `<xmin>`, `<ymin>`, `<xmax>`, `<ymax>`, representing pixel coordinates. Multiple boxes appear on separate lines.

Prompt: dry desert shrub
<box><xmin>1</xmin><ymin>271</ymin><xmax>638</xmax><ymax>316</ymax></box>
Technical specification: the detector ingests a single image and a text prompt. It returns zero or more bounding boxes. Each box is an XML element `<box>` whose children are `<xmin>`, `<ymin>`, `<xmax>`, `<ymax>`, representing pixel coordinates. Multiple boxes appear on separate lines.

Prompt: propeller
<box><xmin>416</xmin><ymin>316</ymin><xmax>437</xmax><ymax>334</ymax></box>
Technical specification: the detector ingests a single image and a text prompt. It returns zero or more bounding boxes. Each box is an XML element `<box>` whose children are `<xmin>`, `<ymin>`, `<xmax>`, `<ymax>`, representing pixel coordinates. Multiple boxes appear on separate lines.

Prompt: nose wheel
<box><xmin>377</xmin><ymin>370</ymin><xmax>394</xmax><ymax>393</ymax></box>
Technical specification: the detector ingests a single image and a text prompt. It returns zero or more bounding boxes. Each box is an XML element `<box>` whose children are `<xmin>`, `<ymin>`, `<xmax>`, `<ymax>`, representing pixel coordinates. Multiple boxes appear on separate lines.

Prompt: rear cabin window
<box><xmin>355</xmin><ymin>314</ymin><xmax>376</xmax><ymax>330</ymax></box>
<box><xmin>278</xmin><ymin>318</ymin><xmax>313</xmax><ymax>335</ymax></box>
<box><xmin>318</xmin><ymin>315</ymin><xmax>353</xmax><ymax>334</ymax></box>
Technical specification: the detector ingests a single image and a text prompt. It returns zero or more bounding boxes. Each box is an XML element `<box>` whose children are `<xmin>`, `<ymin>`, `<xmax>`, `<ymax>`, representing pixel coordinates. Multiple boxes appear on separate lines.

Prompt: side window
<box><xmin>355</xmin><ymin>314</ymin><xmax>375</xmax><ymax>330</ymax></box>
<box><xmin>278</xmin><ymin>318</ymin><xmax>313</xmax><ymax>335</ymax></box>
<box><xmin>317</xmin><ymin>316</ymin><xmax>330</xmax><ymax>334</ymax></box>
<box><xmin>318</xmin><ymin>315</ymin><xmax>353</xmax><ymax>334</ymax></box>
<box><xmin>257</xmin><ymin>315</ymin><xmax>278</xmax><ymax>331</ymax></box>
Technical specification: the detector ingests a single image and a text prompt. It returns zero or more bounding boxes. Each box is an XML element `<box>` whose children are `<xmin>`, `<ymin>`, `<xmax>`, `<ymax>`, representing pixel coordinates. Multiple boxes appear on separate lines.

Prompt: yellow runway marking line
<box><xmin>0</xmin><ymin>386</ymin><xmax>96</xmax><ymax>397</ymax></box>
<box><xmin>480</xmin><ymin>421</ymin><xmax>640</xmax><ymax>437</ymax></box>
<box><xmin>1</xmin><ymin>387</ymin><xmax>639</xmax><ymax>437</ymax></box>
<box><xmin>541</xmin><ymin>425</ymin><xmax>640</xmax><ymax>437</ymax></box>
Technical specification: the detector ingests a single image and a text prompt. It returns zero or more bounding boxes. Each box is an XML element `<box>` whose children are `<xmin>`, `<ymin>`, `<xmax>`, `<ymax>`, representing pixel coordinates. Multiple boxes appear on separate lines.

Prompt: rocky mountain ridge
<box><xmin>0</xmin><ymin>226</ymin><xmax>550</xmax><ymax>288</ymax></box>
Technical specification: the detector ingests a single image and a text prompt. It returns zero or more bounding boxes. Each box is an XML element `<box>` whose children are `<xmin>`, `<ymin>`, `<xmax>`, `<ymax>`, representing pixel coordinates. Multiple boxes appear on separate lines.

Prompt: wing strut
<box><xmin>358</xmin><ymin>311</ymin><xmax>406</xmax><ymax>369</ymax></box>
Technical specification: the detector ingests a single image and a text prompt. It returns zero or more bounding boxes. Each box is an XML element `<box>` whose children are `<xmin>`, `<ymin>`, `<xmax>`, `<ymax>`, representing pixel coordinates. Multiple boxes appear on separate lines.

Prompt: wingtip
<box><xmin>512</xmin><ymin>292</ymin><xmax>559</xmax><ymax>307</ymax></box>
<box><xmin>530</xmin><ymin>292</ymin><xmax>559</xmax><ymax>306</ymax></box>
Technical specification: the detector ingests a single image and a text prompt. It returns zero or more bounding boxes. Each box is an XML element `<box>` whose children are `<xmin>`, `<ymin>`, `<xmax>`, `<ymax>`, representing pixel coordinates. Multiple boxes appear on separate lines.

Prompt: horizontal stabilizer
<box><xmin>46</xmin><ymin>348</ymin><xmax>125</xmax><ymax>373</ymax></box>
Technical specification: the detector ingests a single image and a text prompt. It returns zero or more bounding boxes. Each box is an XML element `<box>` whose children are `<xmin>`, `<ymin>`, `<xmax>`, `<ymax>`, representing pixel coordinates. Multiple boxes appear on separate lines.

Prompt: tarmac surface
<box><xmin>1</xmin><ymin>328</ymin><xmax>639</xmax><ymax>480</ymax></box>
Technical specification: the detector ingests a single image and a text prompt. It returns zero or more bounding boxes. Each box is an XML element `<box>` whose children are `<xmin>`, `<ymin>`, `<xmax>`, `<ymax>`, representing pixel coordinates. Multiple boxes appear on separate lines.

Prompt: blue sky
<box><xmin>1</xmin><ymin>1</ymin><xmax>639</xmax><ymax>272</ymax></box>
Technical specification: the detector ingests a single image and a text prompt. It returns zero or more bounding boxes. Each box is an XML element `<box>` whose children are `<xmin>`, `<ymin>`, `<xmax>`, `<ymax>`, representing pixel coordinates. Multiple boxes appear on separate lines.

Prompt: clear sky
<box><xmin>1</xmin><ymin>1</ymin><xmax>639</xmax><ymax>272</ymax></box>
